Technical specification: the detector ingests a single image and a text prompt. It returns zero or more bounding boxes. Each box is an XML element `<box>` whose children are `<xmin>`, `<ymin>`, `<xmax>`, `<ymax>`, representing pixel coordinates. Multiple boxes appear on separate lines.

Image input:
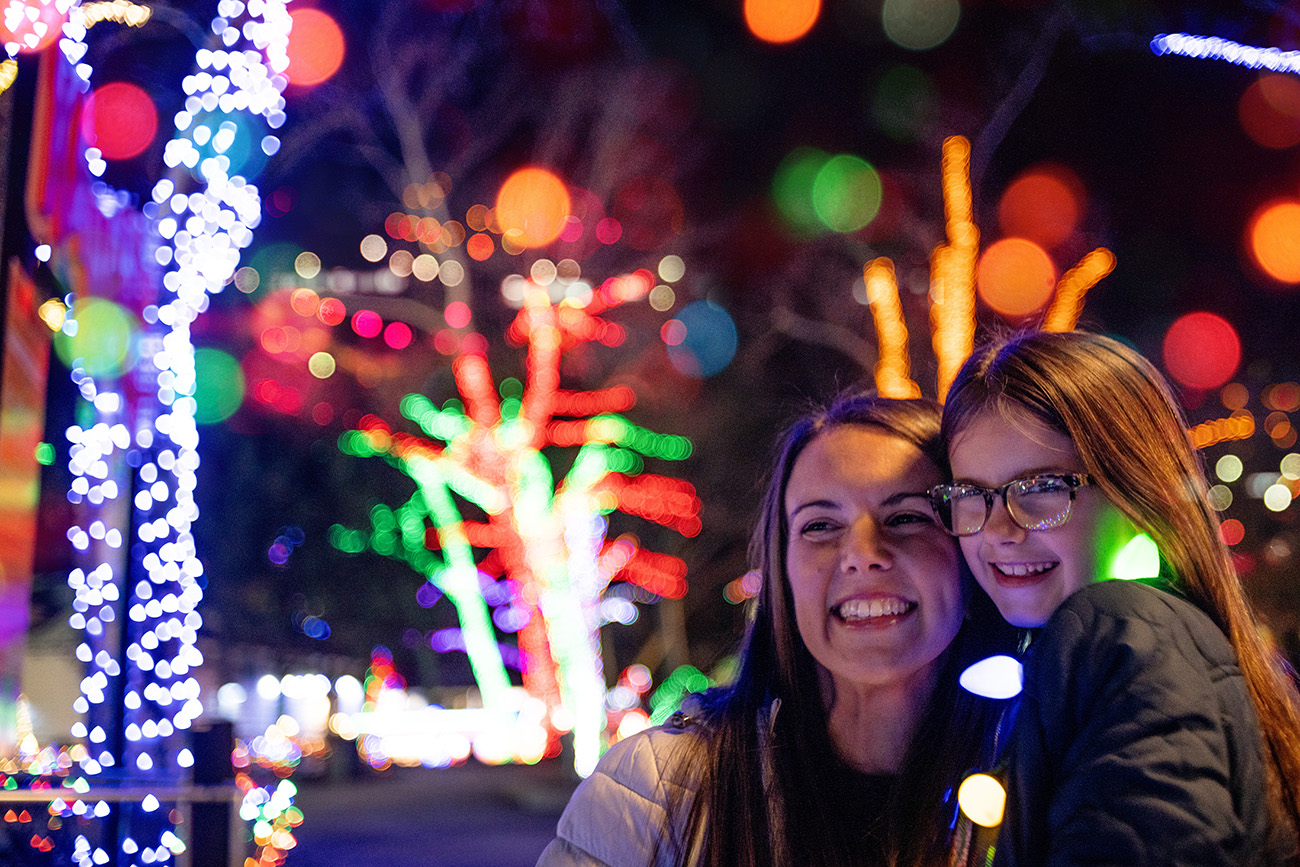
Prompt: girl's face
<box><xmin>947</xmin><ymin>408</ymin><xmax>1135</xmax><ymax>627</ymax></box>
<box><xmin>784</xmin><ymin>425</ymin><xmax>964</xmax><ymax>697</ymax></box>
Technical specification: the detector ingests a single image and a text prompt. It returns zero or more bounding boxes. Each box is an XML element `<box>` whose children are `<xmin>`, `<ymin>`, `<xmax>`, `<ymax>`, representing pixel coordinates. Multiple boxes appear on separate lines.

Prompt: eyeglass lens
<box><xmin>946</xmin><ymin>477</ymin><xmax>1076</xmax><ymax>535</ymax></box>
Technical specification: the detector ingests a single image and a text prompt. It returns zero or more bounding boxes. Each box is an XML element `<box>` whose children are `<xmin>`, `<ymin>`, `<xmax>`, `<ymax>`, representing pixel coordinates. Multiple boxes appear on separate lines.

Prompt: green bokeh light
<box><xmin>871</xmin><ymin>65</ymin><xmax>935</xmax><ymax>142</ymax></box>
<box><xmin>52</xmin><ymin>297</ymin><xmax>138</xmax><ymax>377</ymax></box>
<box><xmin>1108</xmin><ymin>533</ymin><xmax>1161</xmax><ymax>582</ymax></box>
<box><xmin>812</xmin><ymin>154</ymin><xmax>883</xmax><ymax>233</ymax></box>
<box><xmin>193</xmin><ymin>347</ymin><xmax>246</xmax><ymax>424</ymax></box>
<box><xmin>772</xmin><ymin>147</ymin><xmax>831</xmax><ymax>235</ymax></box>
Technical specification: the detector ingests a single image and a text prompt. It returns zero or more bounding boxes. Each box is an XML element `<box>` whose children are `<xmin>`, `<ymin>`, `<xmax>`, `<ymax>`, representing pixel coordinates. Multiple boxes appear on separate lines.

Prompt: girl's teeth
<box><xmin>997</xmin><ymin>562</ymin><xmax>1054</xmax><ymax>576</ymax></box>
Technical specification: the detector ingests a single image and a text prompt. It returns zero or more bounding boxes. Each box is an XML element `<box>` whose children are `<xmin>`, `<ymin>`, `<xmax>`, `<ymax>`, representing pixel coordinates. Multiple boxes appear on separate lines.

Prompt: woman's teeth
<box><xmin>834</xmin><ymin>598</ymin><xmax>915</xmax><ymax>621</ymax></box>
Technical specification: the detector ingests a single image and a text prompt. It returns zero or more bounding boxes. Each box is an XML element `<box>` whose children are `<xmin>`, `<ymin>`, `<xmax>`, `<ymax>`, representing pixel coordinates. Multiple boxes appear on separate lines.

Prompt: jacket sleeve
<box><xmin>536</xmin><ymin>728</ymin><xmax>702</xmax><ymax>867</ymax></box>
<box><xmin>1000</xmin><ymin>581</ymin><xmax>1273</xmax><ymax>867</ymax></box>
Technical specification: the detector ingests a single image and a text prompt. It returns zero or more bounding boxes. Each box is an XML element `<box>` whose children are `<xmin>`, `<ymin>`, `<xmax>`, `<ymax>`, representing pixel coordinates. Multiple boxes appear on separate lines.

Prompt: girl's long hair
<box><xmin>676</xmin><ymin>394</ymin><xmax>1015</xmax><ymax>867</ymax></box>
<box><xmin>941</xmin><ymin>329</ymin><xmax>1300</xmax><ymax>845</ymax></box>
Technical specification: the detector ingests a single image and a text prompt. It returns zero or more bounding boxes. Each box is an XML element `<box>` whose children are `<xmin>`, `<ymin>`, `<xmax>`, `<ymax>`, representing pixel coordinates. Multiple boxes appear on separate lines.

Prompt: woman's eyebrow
<box><xmin>787</xmin><ymin>499</ymin><xmax>839</xmax><ymax>520</ymax></box>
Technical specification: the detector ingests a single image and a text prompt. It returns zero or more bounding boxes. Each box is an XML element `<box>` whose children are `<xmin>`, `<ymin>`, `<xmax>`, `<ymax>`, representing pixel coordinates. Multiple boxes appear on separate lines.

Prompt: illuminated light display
<box><xmin>1189</xmin><ymin>412</ymin><xmax>1255</xmax><ymax>449</ymax></box>
<box><xmin>1151</xmin><ymin>32</ymin><xmax>1300</xmax><ymax>76</ymax></box>
<box><xmin>958</xmin><ymin>655</ymin><xmax>1023</xmax><ymax>700</ymax></box>
<box><xmin>743</xmin><ymin>0</ymin><xmax>820</xmax><ymax>43</ymax></box>
<box><xmin>863</xmin><ymin>258</ymin><xmax>921</xmax><ymax>399</ymax></box>
<box><xmin>80</xmin><ymin>82</ymin><xmax>157</xmax><ymax>160</ymax></box>
<box><xmin>1239</xmin><ymin>75</ymin><xmax>1300</xmax><ymax>149</ymax></box>
<box><xmin>78</xmin><ymin>1</ymin><xmax>151</xmax><ymax>29</ymax></box>
<box><xmin>1041</xmin><ymin>247</ymin><xmax>1115</xmax><ymax>333</ymax></box>
<box><xmin>957</xmin><ymin>773</ymin><xmax>1006</xmax><ymax>827</ymax></box>
<box><xmin>997</xmin><ymin>163</ymin><xmax>1084</xmax><ymax>249</ymax></box>
<box><xmin>192</xmin><ymin>347</ymin><xmax>246</xmax><ymax>424</ymax></box>
<box><xmin>773</xmin><ymin>147</ymin><xmax>831</xmax><ymax>235</ymax></box>
<box><xmin>0</xmin><ymin>0</ymin><xmax>68</xmax><ymax>54</ymax></box>
<box><xmin>647</xmin><ymin>665</ymin><xmax>712</xmax><ymax>725</ymax></box>
<box><xmin>1162</xmin><ymin>311</ymin><xmax>1241</xmax><ymax>390</ymax></box>
<box><xmin>1248</xmin><ymin>200</ymin><xmax>1300</xmax><ymax>284</ymax></box>
<box><xmin>930</xmin><ymin>135</ymin><xmax>978</xmax><ymax>402</ymax></box>
<box><xmin>284</xmin><ymin>8</ymin><xmax>345</xmax><ymax>89</ymax></box>
<box><xmin>51</xmin><ymin>297</ymin><xmax>136</xmax><ymax>377</ymax></box>
<box><xmin>881</xmin><ymin>0</ymin><xmax>961</xmax><ymax>51</ymax></box>
<box><xmin>1109</xmin><ymin>533</ymin><xmax>1161</xmax><ymax>581</ymax></box>
<box><xmin>0</xmin><ymin>57</ymin><xmax>15</xmax><ymax>94</ymax></box>
<box><xmin>976</xmin><ymin>238</ymin><xmax>1057</xmax><ymax>318</ymax></box>
<box><xmin>333</xmin><ymin>289</ymin><xmax>699</xmax><ymax>776</ymax></box>
<box><xmin>811</xmin><ymin>154</ymin><xmax>883</xmax><ymax>233</ymax></box>
<box><xmin>495</xmin><ymin>167</ymin><xmax>571</xmax><ymax>248</ymax></box>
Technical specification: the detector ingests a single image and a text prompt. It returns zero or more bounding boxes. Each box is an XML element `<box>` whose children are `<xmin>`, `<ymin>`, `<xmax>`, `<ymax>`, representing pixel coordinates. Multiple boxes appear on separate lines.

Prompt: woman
<box><xmin>935</xmin><ymin>329</ymin><xmax>1300</xmax><ymax>865</ymax></box>
<box><xmin>538</xmin><ymin>395</ymin><xmax>1015</xmax><ymax>867</ymax></box>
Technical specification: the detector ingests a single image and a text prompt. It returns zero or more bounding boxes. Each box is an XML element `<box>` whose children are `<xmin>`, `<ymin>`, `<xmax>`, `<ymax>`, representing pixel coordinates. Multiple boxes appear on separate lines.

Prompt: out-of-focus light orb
<box><xmin>190</xmin><ymin>110</ymin><xmax>268</xmax><ymax>179</ymax></box>
<box><xmin>439</xmin><ymin>259</ymin><xmax>466</xmax><ymax>287</ymax></box>
<box><xmin>649</xmin><ymin>284</ymin><xmax>676</xmax><ymax>311</ymax></box>
<box><xmin>1216</xmin><ymin>454</ymin><xmax>1244</xmax><ymax>483</ymax></box>
<box><xmin>1220</xmin><ymin>518</ymin><xmax>1245</xmax><ymax>546</ymax></box>
<box><xmin>285</xmin><ymin>8</ymin><xmax>345</xmax><ymax>88</ymax></box>
<box><xmin>1282</xmin><ymin>452</ymin><xmax>1300</xmax><ymax>480</ymax></box>
<box><xmin>53</xmin><ymin>298</ymin><xmax>137</xmax><ymax>377</ymax></box>
<box><xmin>1249</xmin><ymin>200</ymin><xmax>1300</xmax><ymax>284</ymax></box>
<box><xmin>466</xmin><ymin>233</ymin><xmax>494</xmax><ymax>261</ymax></box>
<box><xmin>958</xmin><ymin>655</ymin><xmax>1022</xmax><ymax>699</ymax></box>
<box><xmin>1221</xmin><ymin>381</ymin><xmax>1249</xmax><ymax>410</ymax></box>
<box><xmin>318</xmin><ymin>297</ymin><xmax>346</xmax><ymax>326</ymax></box>
<box><xmin>997</xmin><ymin>163</ymin><xmax>1084</xmax><ymax>249</ymax></box>
<box><xmin>1162</xmin><ymin>312</ymin><xmax>1241</xmax><ymax>390</ymax></box>
<box><xmin>295</xmin><ymin>251</ymin><xmax>322</xmax><ymax>279</ymax></box>
<box><xmin>812</xmin><ymin>154</ymin><xmax>882</xmax><ymax>233</ymax></box>
<box><xmin>1239</xmin><ymin>74</ymin><xmax>1300</xmax><ymax>149</ymax></box>
<box><xmin>957</xmin><ymin>773</ymin><xmax>1006</xmax><ymax>828</ymax></box>
<box><xmin>667</xmin><ymin>300</ymin><xmax>738</xmax><ymax>378</ymax></box>
<box><xmin>975</xmin><ymin>238</ymin><xmax>1056</xmax><ymax>318</ymax></box>
<box><xmin>1109</xmin><ymin>533</ymin><xmax>1160</xmax><ymax>581</ymax></box>
<box><xmin>772</xmin><ymin>147</ymin><xmax>830</xmax><ymax>235</ymax></box>
<box><xmin>384</xmin><ymin>322</ymin><xmax>413</xmax><ymax>349</ymax></box>
<box><xmin>658</xmin><ymin>255</ymin><xmax>686</xmax><ymax>283</ymax></box>
<box><xmin>389</xmin><ymin>249</ymin><xmax>415</xmax><ymax>278</ymax></box>
<box><xmin>290</xmin><ymin>288</ymin><xmax>319</xmax><ymax>317</ymax></box>
<box><xmin>0</xmin><ymin>0</ymin><xmax>68</xmax><ymax>53</ymax></box>
<box><xmin>412</xmin><ymin>253</ymin><xmax>440</xmax><ymax>282</ymax></box>
<box><xmin>744</xmin><ymin>0</ymin><xmax>820</xmax><ymax>43</ymax></box>
<box><xmin>1208</xmin><ymin>484</ymin><xmax>1233</xmax><ymax>511</ymax></box>
<box><xmin>495</xmin><ymin>167</ymin><xmax>571</xmax><ymax>248</ymax></box>
<box><xmin>871</xmin><ymin>65</ymin><xmax>935</xmax><ymax>142</ymax></box>
<box><xmin>81</xmin><ymin>82</ymin><xmax>158</xmax><ymax>160</ymax></box>
<box><xmin>307</xmin><ymin>352</ymin><xmax>336</xmax><ymax>379</ymax></box>
<box><xmin>234</xmin><ymin>266</ymin><xmax>260</xmax><ymax>294</ymax></box>
<box><xmin>530</xmin><ymin>258</ymin><xmax>558</xmax><ymax>286</ymax></box>
<box><xmin>1267</xmin><ymin>382</ymin><xmax>1300</xmax><ymax>411</ymax></box>
<box><xmin>1264</xmin><ymin>483</ymin><xmax>1293</xmax><ymax>512</ymax></box>
<box><xmin>193</xmin><ymin>347</ymin><xmax>246</xmax><ymax>424</ymax></box>
<box><xmin>351</xmin><ymin>309</ymin><xmax>382</xmax><ymax>338</ymax></box>
<box><xmin>360</xmin><ymin>234</ymin><xmax>387</xmax><ymax>263</ymax></box>
<box><xmin>881</xmin><ymin>0</ymin><xmax>960</xmax><ymax>51</ymax></box>
<box><xmin>37</xmin><ymin>298</ymin><xmax>64</xmax><ymax>330</ymax></box>
<box><xmin>444</xmin><ymin>301</ymin><xmax>472</xmax><ymax>329</ymax></box>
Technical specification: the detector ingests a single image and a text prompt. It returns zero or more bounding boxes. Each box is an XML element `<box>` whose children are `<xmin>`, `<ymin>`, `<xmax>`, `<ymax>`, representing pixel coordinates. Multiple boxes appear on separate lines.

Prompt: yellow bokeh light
<box><xmin>359</xmin><ymin>234</ymin><xmax>387</xmax><ymax>262</ymax></box>
<box><xmin>411</xmin><ymin>254</ymin><xmax>440</xmax><ymax>282</ymax></box>
<box><xmin>957</xmin><ymin>773</ymin><xmax>1006</xmax><ymax>828</ymax></box>
<box><xmin>1249</xmin><ymin>200</ymin><xmax>1300</xmax><ymax>283</ymax></box>
<box><xmin>295</xmin><ymin>251</ymin><xmax>322</xmax><ymax>279</ymax></box>
<box><xmin>744</xmin><ymin>0</ymin><xmax>820</xmax><ymax>43</ymax></box>
<box><xmin>649</xmin><ymin>284</ymin><xmax>676</xmax><ymax>311</ymax></box>
<box><xmin>308</xmin><ymin>352</ymin><xmax>336</xmax><ymax>379</ymax></box>
<box><xmin>658</xmin><ymin>254</ymin><xmax>686</xmax><ymax>283</ymax></box>
<box><xmin>495</xmin><ymin>167</ymin><xmax>570</xmax><ymax>248</ymax></box>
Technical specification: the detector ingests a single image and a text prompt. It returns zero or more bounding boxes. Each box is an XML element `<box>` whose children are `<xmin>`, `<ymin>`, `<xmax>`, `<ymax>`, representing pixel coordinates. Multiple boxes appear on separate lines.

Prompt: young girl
<box><xmin>935</xmin><ymin>329</ymin><xmax>1300</xmax><ymax>866</ymax></box>
<box><xmin>538</xmin><ymin>395</ymin><xmax>1014</xmax><ymax>867</ymax></box>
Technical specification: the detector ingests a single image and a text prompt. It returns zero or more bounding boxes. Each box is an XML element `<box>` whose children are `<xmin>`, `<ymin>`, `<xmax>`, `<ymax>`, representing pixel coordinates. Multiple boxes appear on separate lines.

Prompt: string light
<box><xmin>863</xmin><ymin>258</ymin><xmax>921</xmax><ymax>399</ymax></box>
<box><xmin>1151</xmin><ymin>33</ymin><xmax>1300</xmax><ymax>75</ymax></box>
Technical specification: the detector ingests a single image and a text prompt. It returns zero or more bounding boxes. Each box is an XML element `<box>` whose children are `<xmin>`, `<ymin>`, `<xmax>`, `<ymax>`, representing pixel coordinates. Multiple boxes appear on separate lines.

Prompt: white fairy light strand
<box><xmin>1151</xmin><ymin>33</ymin><xmax>1300</xmax><ymax>75</ymax></box>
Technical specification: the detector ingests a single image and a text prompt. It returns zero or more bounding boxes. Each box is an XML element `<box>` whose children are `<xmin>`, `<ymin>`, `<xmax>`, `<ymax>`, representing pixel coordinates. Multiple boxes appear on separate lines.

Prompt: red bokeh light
<box><xmin>1219</xmin><ymin>518</ymin><xmax>1245</xmax><ymax>546</ymax></box>
<box><xmin>997</xmin><ymin>163</ymin><xmax>1084</xmax><ymax>249</ymax></box>
<box><xmin>1162</xmin><ymin>311</ymin><xmax>1241</xmax><ymax>390</ymax></box>
<box><xmin>384</xmin><ymin>321</ymin><xmax>413</xmax><ymax>349</ymax></box>
<box><xmin>285</xmin><ymin>8</ymin><xmax>345</xmax><ymax>88</ymax></box>
<box><xmin>351</xmin><ymin>309</ymin><xmax>382</xmax><ymax>338</ymax></box>
<box><xmin>444</xmin><ymin>301</ymin><xmax>472</xmax><ymax>329</ymax></box>
<box><xmin>0</xmin><ymin>0</ymin><xmax>67</xmax><ymax>54</ymax></box>
<box><xmin>81</xmin><ymin>82</ymin><xmax>158</xmax><ymax>160</ymax></box>
<box><xmin>317</xmin><ymin>297</ymin><xmax>346</xmax><ymax>326</ymax></box>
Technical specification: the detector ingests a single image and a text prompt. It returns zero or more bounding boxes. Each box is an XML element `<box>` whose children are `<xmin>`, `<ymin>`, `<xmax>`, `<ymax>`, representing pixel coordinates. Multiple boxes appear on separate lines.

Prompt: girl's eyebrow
<box><xmin>953</xmin><ymin>466</ymin><xmax>1075</xmax><ymax>486</ymax></box>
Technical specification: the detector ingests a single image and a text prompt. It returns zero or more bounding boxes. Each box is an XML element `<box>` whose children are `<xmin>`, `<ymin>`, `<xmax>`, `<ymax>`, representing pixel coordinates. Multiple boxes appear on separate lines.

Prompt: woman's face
<box><xmin>784</xmin><ymin>425</ymin><xmax>964</xmax><ymax>698</ymax></box>
<box><xmin>947</xmin><ymin>408</ymin><xmax>1135</xmax><ymax>627</ymax></box>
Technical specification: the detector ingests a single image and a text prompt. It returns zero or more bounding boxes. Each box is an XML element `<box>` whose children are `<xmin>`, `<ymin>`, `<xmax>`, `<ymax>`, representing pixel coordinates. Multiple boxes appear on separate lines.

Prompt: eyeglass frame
<box><xmin>928</xmin><ymin>472</ymin><xmax>1093</xmax><ymax>537</ymax></box>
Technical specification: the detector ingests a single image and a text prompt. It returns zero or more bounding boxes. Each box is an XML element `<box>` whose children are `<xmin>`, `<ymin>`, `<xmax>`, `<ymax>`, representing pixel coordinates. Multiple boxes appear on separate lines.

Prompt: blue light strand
<box><xmin>1151</xmin><ymin>33</ymin><xmax>1300</xmax><ymax>75</ymax></box>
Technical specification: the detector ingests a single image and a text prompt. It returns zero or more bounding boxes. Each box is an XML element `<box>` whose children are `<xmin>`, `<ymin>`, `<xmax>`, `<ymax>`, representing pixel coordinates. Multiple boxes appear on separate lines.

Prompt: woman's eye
<box><xmin>886</xmin><ymin>511</ymin><xmax>934</xmax><ymax>528</ymax></box>
<box><xmin>798</xmin><ymin>519</ymin><xmax>838</xmax><ymax>536</ymax></box>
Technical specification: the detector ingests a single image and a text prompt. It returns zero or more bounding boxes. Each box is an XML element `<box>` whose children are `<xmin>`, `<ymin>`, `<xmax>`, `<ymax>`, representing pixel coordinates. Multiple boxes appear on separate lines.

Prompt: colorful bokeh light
<box><xmin>997</xmin><ymin>163</ymin><xmax>1083</xmax><ymax>249</ymax></box>
<box><xmin>81</xmin><ymin>82</ymin><xmax>158</xmax><ymax>160</ymax></box>
<box><xmin>495</xmin><ymin>167</ymin><xmax>571</xmax><ymax>248</ymax></box>
<box><xmin>1249</xmin><ymin>199</ymin><xmax>1300</xmax><ymax>283</ymax></box>
<box><xmin>52</xmin><ymin>298</ymin><xmax>137</xmax><ymax>377</ymax></box>
<box><xmin>881</xmin><ymin>0</ymin><xmax>961</xmax><ymax>51</ymax></box>
<box><xmin>1162</xmin><ymin>312</ymin><xmax>1241</xmax><ymax>390</ymax></box>
<box><xmin>193</xmin><ymin>347</ymin><xmax>246</xmax><ymax>424</ymax></box>
<box><xmin>666</xmin><ymin>300</ymin><xmax>738</xmax><ymax>377</ymax></box>
<box><xmin>0</xmin><ymin>0</ymin><xmax>68</xmax><ymax>53</ymax></box>
<box><xmin>743</xmin><ymin>0</ymin><xmax>820</xmax><ymax>44</ymax></box>
<box><xmin>285</xmin><ymin>8</ymin><xmax>345</xmax><ymax>88</ymax></box>
<box><xmin>772</xmin><ymin>147</ymin><xmax>829</xmax><ymax>235</ymax></box>
<box><xmin>1239</xmin><ymin>74</ymin><xmax>1300</xmax><ymax>149</ymax></box>
<box><xmin>975</xmin><ymin>238</ymin><xmax>1056</xmax><ymax>317</ymax></box>
<box><xmin>351</xmin><ymin>309</ymin><xmax>382</xmax><ymax>338</ymax></box>
<box><xmin>812</xmin><ymin>154</ymin><xmax>882</xmax><ymax>233</ymax></box>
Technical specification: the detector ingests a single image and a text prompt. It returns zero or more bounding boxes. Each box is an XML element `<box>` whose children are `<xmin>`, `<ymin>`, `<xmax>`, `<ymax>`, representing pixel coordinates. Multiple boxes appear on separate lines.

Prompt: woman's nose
<box><xmin>842</xmin><ymin>518</ymin><xmax>892</xmax><ymax>571</ymax></box>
